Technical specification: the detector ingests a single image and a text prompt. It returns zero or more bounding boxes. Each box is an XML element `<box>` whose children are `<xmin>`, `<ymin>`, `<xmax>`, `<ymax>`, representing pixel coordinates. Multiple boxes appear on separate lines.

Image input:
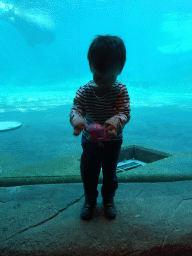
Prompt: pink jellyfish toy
<box><xmin>85</xmin><ymin>123</ymin><xmax>108</xmax><ymax>142</ymax></box>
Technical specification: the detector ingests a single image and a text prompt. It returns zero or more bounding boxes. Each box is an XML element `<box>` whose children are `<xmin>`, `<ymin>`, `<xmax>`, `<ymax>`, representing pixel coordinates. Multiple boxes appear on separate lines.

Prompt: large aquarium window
<box><xmin>0</xmin><ymin>0</ymin><xmax>191</xmax><ymax>186</ymax></box>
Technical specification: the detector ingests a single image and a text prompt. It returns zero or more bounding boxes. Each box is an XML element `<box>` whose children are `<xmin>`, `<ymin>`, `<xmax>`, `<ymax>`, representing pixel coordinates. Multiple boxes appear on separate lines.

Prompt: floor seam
<box><xmin>4</xmin><ymin>194</ymin><xmax>84</xmax><ymax>241</ymax></box>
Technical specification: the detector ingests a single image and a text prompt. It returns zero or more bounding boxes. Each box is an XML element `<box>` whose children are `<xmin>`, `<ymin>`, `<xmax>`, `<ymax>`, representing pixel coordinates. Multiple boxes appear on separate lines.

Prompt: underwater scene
<box><xmin>0</xmin><ymin>0</ymin><xmax>192</xmax><ymax>185</ymax></box>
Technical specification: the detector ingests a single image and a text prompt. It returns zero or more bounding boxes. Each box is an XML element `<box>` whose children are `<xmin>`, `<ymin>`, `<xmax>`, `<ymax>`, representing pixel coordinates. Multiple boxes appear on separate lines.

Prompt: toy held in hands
<box><xmin>85</xmin><ymin>123</ymin><xmax>108</xmax><ymax>142</ymax></box>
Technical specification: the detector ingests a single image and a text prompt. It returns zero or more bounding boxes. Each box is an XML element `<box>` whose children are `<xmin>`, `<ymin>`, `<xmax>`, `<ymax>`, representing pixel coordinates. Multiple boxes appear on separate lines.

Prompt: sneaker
<box><xmin>103</xmin><ymin>197</ymin><xmax>117</xmax><ymax>219</ymax></box>
<box><xmin>80</xmin><ymin>194</ymin><xmax>97</xmax><ymax>220</ymax></box>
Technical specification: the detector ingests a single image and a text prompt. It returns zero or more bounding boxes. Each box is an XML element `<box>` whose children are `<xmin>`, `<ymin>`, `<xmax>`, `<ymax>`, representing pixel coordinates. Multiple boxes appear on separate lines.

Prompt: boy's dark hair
<box><xmin>87</xmin><ymin>35</ymin><xmax>126</xmax><ymax>74</ymax></box>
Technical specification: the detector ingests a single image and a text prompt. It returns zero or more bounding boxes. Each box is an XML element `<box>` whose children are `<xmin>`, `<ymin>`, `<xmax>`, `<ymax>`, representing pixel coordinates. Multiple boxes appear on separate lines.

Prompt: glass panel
<box><xmin>0</xmin><ymin>0</ymin><xmax>191</xmax><ymax>185</ymax></box>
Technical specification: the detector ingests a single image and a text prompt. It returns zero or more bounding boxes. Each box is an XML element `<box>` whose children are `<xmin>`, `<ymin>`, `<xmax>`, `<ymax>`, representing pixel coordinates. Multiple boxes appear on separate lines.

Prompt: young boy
<box><xmin>69</xmin><ymin>35</ymin><xmax>131</xmax><ymax>220</ymax></box>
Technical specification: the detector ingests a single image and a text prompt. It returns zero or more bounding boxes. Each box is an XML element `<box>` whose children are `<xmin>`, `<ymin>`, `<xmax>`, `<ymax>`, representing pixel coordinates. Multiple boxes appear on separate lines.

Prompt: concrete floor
<box><xmin>1</xmin><ymin>181</ymin><xmax>192</xmax><ymax>255</ymax></box>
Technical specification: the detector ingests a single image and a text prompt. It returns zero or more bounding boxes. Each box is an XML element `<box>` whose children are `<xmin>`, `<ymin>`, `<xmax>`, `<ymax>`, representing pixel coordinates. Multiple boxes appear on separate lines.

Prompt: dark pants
<box><xmin>80</xmin><ymin>135</ymin><xmax>123</xmax><ymax>199</ymax></box>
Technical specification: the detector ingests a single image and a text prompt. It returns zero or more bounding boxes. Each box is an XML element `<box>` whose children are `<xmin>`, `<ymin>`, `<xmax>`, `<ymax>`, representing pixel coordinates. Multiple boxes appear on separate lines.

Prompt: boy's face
<box><xmin>91</xmin><ymin>64</ymin><xmax>121</xmax><ymax>89</ymax></box>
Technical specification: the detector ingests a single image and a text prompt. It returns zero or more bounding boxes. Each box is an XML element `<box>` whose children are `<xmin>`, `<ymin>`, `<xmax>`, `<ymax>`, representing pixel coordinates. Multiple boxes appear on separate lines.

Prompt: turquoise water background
<box><xmin>0</xmin><ymin>0</ymin><xmax>192</xmax><ymax>168</ymax></box>
<box><xmin>0</xmin><ymin>0</ymin><xmax>191</xmax><ymax>113</ymax></box>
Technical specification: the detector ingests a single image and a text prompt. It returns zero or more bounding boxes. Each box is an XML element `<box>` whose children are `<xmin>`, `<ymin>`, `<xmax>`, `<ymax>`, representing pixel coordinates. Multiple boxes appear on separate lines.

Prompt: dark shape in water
<box><xmin>0</xmin><ymin>1</ymin><xmax>55</xmax><ymax>47</ymax></box>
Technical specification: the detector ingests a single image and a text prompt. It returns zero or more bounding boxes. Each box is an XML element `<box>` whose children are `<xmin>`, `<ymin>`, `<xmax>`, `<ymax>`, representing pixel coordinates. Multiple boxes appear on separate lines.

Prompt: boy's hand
<box><xmin>103</xmin><ymin>122</ymin><xmax>117</xmax><ymax>137</ymax></box>
<box><xmin>73</xmin><ymin>122</ymin><xmax>86</xmax><ymax>136</ymax></box>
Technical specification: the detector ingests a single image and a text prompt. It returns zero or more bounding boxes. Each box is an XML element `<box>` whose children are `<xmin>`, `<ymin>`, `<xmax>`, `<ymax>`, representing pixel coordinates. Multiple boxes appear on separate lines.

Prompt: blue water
<box><xmin>0</xmin><ymin>0</ymin><xmax>192</xmax><ymax>169</ymax></box>
<box><xmin>0</xmin><ymin>0</ymin><xmax>191</xmax><ymax>113</ymax></box>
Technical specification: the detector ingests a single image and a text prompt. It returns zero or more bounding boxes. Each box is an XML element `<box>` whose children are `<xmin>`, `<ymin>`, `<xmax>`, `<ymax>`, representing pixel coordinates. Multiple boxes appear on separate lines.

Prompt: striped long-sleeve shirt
<box><xmin>69</xmin><ymin>80</ymin><xmax>131</xmax><ymax>141</ymax></box>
